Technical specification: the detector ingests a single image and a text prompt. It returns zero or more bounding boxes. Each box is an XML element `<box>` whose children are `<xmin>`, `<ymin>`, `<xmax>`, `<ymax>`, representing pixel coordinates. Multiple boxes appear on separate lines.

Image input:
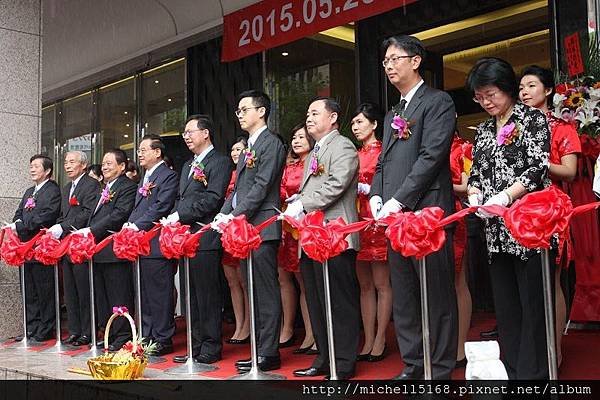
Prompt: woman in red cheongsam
<box><xmin>223</xmin><ymin>137</ymin><xmax>251</xmax><ymax>344</ymax></box>
<box><xmin>450</xmin><ymin>132</ymin><xmax>473</xmax><ymax>367</ymax></box>
<box><xmin>278</xmin><ymin>124</ymin><xmax>317</xmax><ymax>353</ymax></box>
<box><xmin>352</xmin><ymin>103</ymin><xmax>391</xmax><ymax>362</ymax></box>
<box><xmin>520</xmin><ymin>65</ymin><xmax>581</xmax><ymax>366</ymax></box>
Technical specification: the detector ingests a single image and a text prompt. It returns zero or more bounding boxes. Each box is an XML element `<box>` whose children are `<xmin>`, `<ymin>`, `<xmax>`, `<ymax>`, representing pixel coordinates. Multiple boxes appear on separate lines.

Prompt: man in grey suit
<box><xmin>370</xmin><ymin>35</ymin><xmax>457</xmax><ymax>380</ymax></box>
<box><xmin>286</xmin><ymin>97</ymin><xmax>360</xmax><ymax>380</ymax></box>
<box><xmin>216</xmin><ymin>90</ymin><xmax>286</xmax><ymax>372</ymax></box>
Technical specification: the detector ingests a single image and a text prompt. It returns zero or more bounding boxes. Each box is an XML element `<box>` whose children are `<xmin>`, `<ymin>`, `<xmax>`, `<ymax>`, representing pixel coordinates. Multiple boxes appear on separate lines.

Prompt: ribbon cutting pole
<box><xmin>419</xmin><ymin>257</ymin><xmax>432</xmax><ymax>380</ymax></box>
<box><xmin>322</xmin><ymin>259</ymin><xmax>338</xmax><ymax>381</ymax></box>
<box><xmin>12</xmin><ymin>264</ymin><xmax>41</xmax><ymax>349</ymax></box>
<box><xmin>73</xmin><ymin>259</ymin><xmax>101</xmax><ymax>358</ymax></box>
<box><xmin>231</xmin><ymin>250</ymin><xmax>285</xmax><ymax>380</ymax></box>
<box><xmin>41</xmin><ymin>263</ymin><xmax>71</xmax><ymax>353</ymax></box>
<box><xmin>541</xmin><ymin>249</ymin><xmax>558</xmax><ymax>379</ymax></box>
<box><xmin>166</xmin><ymin>257</ymin><xmax>216</xmax><ymax>374</ymax></box>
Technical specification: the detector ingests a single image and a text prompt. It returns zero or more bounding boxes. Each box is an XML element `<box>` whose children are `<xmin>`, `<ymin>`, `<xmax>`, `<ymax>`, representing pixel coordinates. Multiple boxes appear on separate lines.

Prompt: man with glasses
<box><xmin>216</xmin><ymin>90</ymin><xmax>286</xmax><ymax>373</ymax></box>
<box><xmin>370</xmin><ymin>35</ymin><xmax>457</xmax><ymax>379</ymax></box>
<box><xmin>125</xmin><ymin>134</ymin><xmax>178</xmax><ymax>355</ymax></box>
<box><xmin>165</xmin><ymin>115</ymin><xmax>231</xmax><ymax>364</ymax></box>
<box><xmin>48</xmin><ymin>151</ymin><xmax>100</xmax><ymax>347</ymax></box>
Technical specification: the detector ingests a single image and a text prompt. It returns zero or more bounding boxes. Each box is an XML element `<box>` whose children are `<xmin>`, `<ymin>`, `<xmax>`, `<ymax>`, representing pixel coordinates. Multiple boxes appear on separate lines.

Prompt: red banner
<box><xmin>564</xmin><ymin>32</ymin><xmax>585</xmax><ymax>77</ymax></box>
<box><xmin>222</xmin><ymin>0</ymin><xmax>418</xmax><ymax>62</ymax></box>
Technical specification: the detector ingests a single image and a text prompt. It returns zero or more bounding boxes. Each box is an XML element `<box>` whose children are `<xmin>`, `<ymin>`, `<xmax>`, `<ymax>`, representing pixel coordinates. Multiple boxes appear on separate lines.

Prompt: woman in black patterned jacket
<box><xmin>465</xmin><ymin>58</ymin><xmax>552</xmax><ymax>380</ymax></box>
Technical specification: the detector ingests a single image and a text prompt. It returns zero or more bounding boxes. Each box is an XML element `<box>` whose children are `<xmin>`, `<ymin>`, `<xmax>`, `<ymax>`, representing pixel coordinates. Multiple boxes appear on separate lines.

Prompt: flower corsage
<box><xmin>244</xmin><ymin>148</ymin><xmax>257</xmax><ymax>168</ymax></box>
<box><xmin>138</xmin><ymin>181</ymin><xmax>156</xmax><ymax>197</ymax></box>
<box><xmin>191</xmin><ymin>161</ymin><xmax>208</xmax><ymax>186</ymax></box>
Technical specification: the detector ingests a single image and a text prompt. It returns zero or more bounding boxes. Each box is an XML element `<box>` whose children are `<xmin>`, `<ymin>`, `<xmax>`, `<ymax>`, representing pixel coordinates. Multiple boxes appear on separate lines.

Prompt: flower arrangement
<box><xmin>24</xmin><ymin>197</ymin><xmax>36</xmax><ymax>210</ymax></box>
<box><xmin>308</xmin><ymin>152</ymin><xmax>324</xmax><ymax>176</ymax></box>
<box><xmin>391</xmin><ymin>115</ymin><xmax>412</xmax><ymax>140</ymax></box>
<box><xmin>191</xmin><ymin>161</ymin><xmax>207</xmax><ymax>185</ymax></box>
<box><xmin>497</xmin><ymin>121</ymin><xmax>522</xmax><ymax>146</ymax></box>
<box><xmin>244</xmin><ymin>148</ymin><xmax>257</xmax><ymax>168</ymax></box>
<box><xmin>69</xmin><ymin>196</ymin><xmax>79</xmax><ymax>206</ymax></box>
<box><xmin>100</xmin><ymin>186</ymin><xmax>114</xmax><ymax>205</ymax></box>
<box><xmin>138</xmin><ymin>181</ymin><xmax>156</xmax><ymax>197</ymax></box>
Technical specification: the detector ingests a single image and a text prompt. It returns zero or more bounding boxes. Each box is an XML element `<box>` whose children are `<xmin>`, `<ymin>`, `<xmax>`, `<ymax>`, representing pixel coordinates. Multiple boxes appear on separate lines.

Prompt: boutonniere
<box><xmin>69</xmin><ymin>196</ymin><xmax>80</xmax><ymax>206</ymax></box>
<box><xmin>244</xmin><ymin>148</ymin><xmax>257</xmax><ymax>168</ymax></box>
<box><xmin>191</xmin><ymin>161</ymin><xmax>208</xmax><ymax>186</ymax></box>
<box><xmin>138</xmin><ymin>181</ymin><xmax>156</xmax><ymax>197</ymax></box>
<box><xmin>391</xmin><ymin>114</ymin><xmax>412</xmax><ymax>140</ymax></box>
<box><xmin>100</xmin><ymin>186</ymin><xmax>115</xmax><ymax>205</ymax></box>
<box><xmin>497</xmin><ymin>121</ymin><xmax>522</xmax><ymax>146</ymax></box>
<box><xmin>308</xmin><ymin>153</ymin><xmax>325</xmax><ymax>176</ymax></box>
<box><xmin>24</xmin><ymin>197</ymin><xmax>36</xmax><ymax>210</ymax></box>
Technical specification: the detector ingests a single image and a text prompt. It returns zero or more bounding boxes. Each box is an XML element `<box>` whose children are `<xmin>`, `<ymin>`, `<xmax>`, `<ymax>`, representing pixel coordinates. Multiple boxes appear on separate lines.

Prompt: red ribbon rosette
<box><xmin>33</xmin><ymin>232</ymin><xmax>62</xmax><ymax>265</ymax></box>
<box><xmin>112</xmin><ymin>226</ymin><xmax>161</xmax><ymax>261</ymax></box>
<box><xmin>503</xmin><ymin>186</ymin><xmax>573</xmax><ymax>249</ymax></box>
<box><xmin>112</xmin><ymin>305</ymin><xmax>129</xmax><ymax>315</ymax></box>
<box><xmin>382</xmin><ymin>207</ymin><xmax>446</xmax><ymax>259</ymax></box>
<box><xmin>180</xmin><ymin>225</ymin><xmax>212</xmax><ymax>258</ymax></box>
<box><xmin>0</xmin><ymin>229</ymin><xmax>44</xmax><ymax>266</ymax></box>
<box><xmin>68</xmin><ymin>232</ymin><xmax>97</xmax><ymax>264</ymax></box>
<box><xmin>220</xmin><ymin>215</ymin><xmax>263</xmax><ymax>259</ymax></box>
<box><xmin>159</xmin><ymin>222</ymin><xmax>191</xmax><ymax>259</ymax></box>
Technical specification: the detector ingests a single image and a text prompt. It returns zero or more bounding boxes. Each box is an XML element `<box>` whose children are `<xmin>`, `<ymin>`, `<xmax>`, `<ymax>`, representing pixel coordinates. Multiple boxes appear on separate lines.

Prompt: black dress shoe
<box><xmin>73</xmin><ymin>336</ymin><xmax>90</xmax><ymax>346</ymax></box>
<box><xmin>173</xmin><ymin>355</ymin><xmax>188</xmax><ymax>363</ymax></box>
<box><xmin>279</xmin><ymin>334</ymin><xmax>295</xmax><ymax>348</ymax></box>
<box><xmin>480</xmin><ymin>325</ymin><xmax>498</xmax><ymax>339</ymax></box>
<box><xmin>356</xmin><ymin>353</ymin><xmax>370</xmax><ymax>362</ymax></box>
<box><xmin>62</xmin><ymin>334</ymin><xmax>79</xmax><ymax>345</ymax></box>
<box><xmin>235</xmin><ymin>358</ymin><xmax>252</xmax><ymax>367</ymax></box>
<box><xmin>293</xmin><ymin>343</ymin><xmax>314</xmax><ymax>354</ymax></box>
<box><xmin>236</xmin><ymin>356</ymin><xmax>281</xmax><ymax>372</ymax></box>
<box><xmin>107</xmin><ymin>344</ymin><xmax>121</xmax><ymax>352</ymax></box>
<box><xmin>33</xmin><ymin>333</ymin><xmax>53</xmax><ymax>342</ymax></box>
<box><xmin>153</xmin><ymin>343</ymin><xmax>174</xmax><ymax>356</ymax></box>
<box><xmin>324</xmin><ymin>371</ymin><xmax>354</xmax><ymax>380</ymax></box>
<box><xmin>393</xmin><ymin>367</ymin><xmax>424</xmax><ymax>380</ymax></box>
<box><xmin>455</xmin><ymin>358</ymin><xmax>467</xmax><ymax>369</ymax></box>
<box><xmin>227</xmin><ymin>336</ymin><xmax>249</xmax><ymax>345</ymax></box>
<box><xmin>305</xmin><ymin>348</ymin><xmax>319</xmax><ymax>355</ymax></box>
<box><xmin>96</xmin><ymin>340</ymin><xmax>104</xmax><ymax>348</ymax></box>
<box><xmin>293</xmin><ymin>367</ymin><xmax>328</xmax><ymax>377</ymax></box>
<box><xmin>194</xmin><ymin>353</ymin><xmax>221</xmax><ymax>364</ymax></box>
<box><xmin>368</xmin><ymin>345</ymin><xmax>387</xmax><ymax>362</ymax></box>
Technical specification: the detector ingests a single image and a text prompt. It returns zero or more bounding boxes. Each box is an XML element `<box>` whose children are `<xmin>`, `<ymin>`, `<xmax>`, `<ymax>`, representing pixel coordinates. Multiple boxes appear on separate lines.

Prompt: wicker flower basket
<box><xmin>87</xmin><ymin>310</ymin><xmax>148</xmax><ymax>380</ymax></box>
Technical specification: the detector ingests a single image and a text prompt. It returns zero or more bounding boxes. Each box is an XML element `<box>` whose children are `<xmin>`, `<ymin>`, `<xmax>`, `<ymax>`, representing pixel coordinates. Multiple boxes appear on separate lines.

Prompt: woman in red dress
<box><xmin>223</xmin><ymin>137</ymin><xmax>250</xmax><ymax>344</ymax></box>
<box><xmin>352</xmin><ymin>103</ymin><xmax>391</xmax><ymax>362</ymax></box>
<box><xmin>278</xmin><ymin>124</ymin><xmax>317</xmax><ymax>353</ymax></box>
<box><xmin>450</xmin><ymin>132</ymin><xmax>473</xmax><ymax>367</ymax></box>
<box><xmin>519</xmin><ymin>65</ymin><xmax>581</xmax><ymax>366</ymax></box>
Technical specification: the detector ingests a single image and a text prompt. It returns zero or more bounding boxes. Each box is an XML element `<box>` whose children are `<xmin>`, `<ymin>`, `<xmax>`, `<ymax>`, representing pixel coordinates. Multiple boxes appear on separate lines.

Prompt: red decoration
<box><xmin>503</xmin><ymin>186</ymin><xmax>573</xmax><ymax>249</ymax></box>
<box><xmin>220</xmin><ymin>215</ymin><xmax>262</xmax><ymax>259</ymax></box>
<box><xmin>564</xmin><ymin>32</ymin><xmax>585</xmax><ymax>77</ymax></box>
<box><xmin>69</xmin><ymin>196</ymin><xmax>80</xmax><ymax>206</ymax></box>
<box><xmin>112</xmin><ymin>226</ymin><xmax>161</xmax><ymax>261</ymax></box>
<box><xmin>159</xmin><ymin>222</ymin><xmax>191</xmax><ymax>260</ymax></box>
<box><xmin>33</xmin><ymin>232</ymin><xmax>62</xmax><ymax>266</ymax></box>
<box><xmin>0</xmin><ymin>229</ymin><xmax>43</xmax><ymax>266</ymax></box>
<box><xmin>382</xmin><ymin>208</ymin><xmax>446</xmax><ymax>259</ymax></box>
<box><xmin>68</xmin><ymin>232</ymin><xmax>97</xmax><ymax>264</ymax></box>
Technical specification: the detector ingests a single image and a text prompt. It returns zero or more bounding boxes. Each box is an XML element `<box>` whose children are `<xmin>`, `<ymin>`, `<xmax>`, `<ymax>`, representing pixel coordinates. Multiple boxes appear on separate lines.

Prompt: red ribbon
<box><xmin>285</xmin><ymin>211</ymin><xmax>371</xmax><ymax>263</ymax></box>
<box><xmin>112</xmin><ymin>225</ymin><xmax>161</xmax><ymax>261</ymax></box>
<box><xmin>220</xmin><ymin>216</ymin><xmax>263</xmax><ymax>259</ymax></box>
<box><xmin>0</xmin><ymin>229</ymin><xmax>44</xmax><ymax>266</ymax></box>
<box><xmin>159</xmin><ymin>222</ymin><xmax>191</xmax><ymax>259</ymax></box>
<box><xmin>68</xmin><ymin>233</ymin><xmax>97</xmax><ymax>264</ymax></box>
<box><xmin>181</xmin><ymin>224</ymin><xmax>212</xmax><ymax>258</ymax></box>
<box><xmin>33</xmin><ymin>232</ymin><xmax>62</xmax><ymax>266</ymax></box>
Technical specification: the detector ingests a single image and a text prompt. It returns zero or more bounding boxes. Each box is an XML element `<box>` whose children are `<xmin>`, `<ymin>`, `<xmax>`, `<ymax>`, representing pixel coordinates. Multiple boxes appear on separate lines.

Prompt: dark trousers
<box><xmin>489</xmin><ymin>252</ymin><xmax>554</xmax><ymax>380</ymax></box>
<box><xmin>300</xmin><ymin>250</ymin><xmax>360</xmax><ymax>375</ymax></box>
<box><xmin>189</xmin><ymin>250</ymin><xmax>224</xmax><ymax>357</ymax></box>
<box><xmin>140</xmin><ymin>257</ymin><xmax>176</xmax><ymax>345</ymax></box>
<box><xmin>388</xmin><ymin>231</ymin><xmax>458</xmax><ymax>380</ymax></box>
<box><xmin>62</xmin><ymin>258</ymin><xmax>90</xmax><ymax>337</ymax></box>
<box><xmin>240</xmin><ymin>240</ymin><xmax>281</xmax><ymax>357</ymax></box>
<box><xmin>94</xmin><ymin>261</ymin><xmax>134</xmax><ymax>347</ymax></box>
<box><xmin>24</xmin><ymin>262</ymin><xmax>55</xmax><ymax>339</ymax></box>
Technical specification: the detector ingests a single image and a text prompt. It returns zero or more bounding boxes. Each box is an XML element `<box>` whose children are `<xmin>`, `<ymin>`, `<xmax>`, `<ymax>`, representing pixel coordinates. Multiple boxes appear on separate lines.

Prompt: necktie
<box><xmin>69</xmin><ymin>182</ymin><xmax>76</xmax><ymax>198</ymax></box>
<box><xmin>188</xmin><ymin>156</ymin><xmax>198</xmax><ymax>179</ymax></box>
<box><xmin>398</xmin><ymin>99</ymin><xmax>407</xmax><ymax>115</ymax></box>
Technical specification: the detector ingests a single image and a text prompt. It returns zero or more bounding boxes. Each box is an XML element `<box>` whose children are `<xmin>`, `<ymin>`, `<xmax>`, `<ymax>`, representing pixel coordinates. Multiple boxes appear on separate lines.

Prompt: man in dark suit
<box><xmin>166</xmin><ymin>115</ymin><xmax>231</xmax><ymax>364</ymax></box>
<box><xmin>10</xmin><ymin>155</ymin><xmax>61</xmax><ymax>342</ymax></box>
<box><xmin>48</xmin><ymin>151</ymin><xmax>100</xmax><ymax>346</ymax></box>
<box><xmin>126</xmin><ymin>134</ymin><xmax>178</xmax><ymax>356</ymax></box>
<box><xmin>287</xmin><ymin>97</ymin><xmax>360</xmax><ymax>380</ymax></box>
<box><xmin>216</xmin><ymin>90</ymin><xmax>286</xmax><ymax>373</ymax></box>
<box><xmin>77</xmin><ymin>149</ymin><xmax>137</xmax><ymax>351</ymax></box>
<box><xmin>370</xmin><ymin>35</ymin><xmax>457</xmax><ymax>380</ymax></box>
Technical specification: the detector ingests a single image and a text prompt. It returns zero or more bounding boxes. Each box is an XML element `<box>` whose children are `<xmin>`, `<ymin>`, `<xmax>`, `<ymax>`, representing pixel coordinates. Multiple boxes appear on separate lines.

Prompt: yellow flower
<box><xmin>565</xmin><ymin>92</ymin><xmax>585</xmax><ymax>108</ymax></box>
<box><xmin>593</xmin><ymin>82</ymin><xmax>600</xmax><ymax>90</ymax></box>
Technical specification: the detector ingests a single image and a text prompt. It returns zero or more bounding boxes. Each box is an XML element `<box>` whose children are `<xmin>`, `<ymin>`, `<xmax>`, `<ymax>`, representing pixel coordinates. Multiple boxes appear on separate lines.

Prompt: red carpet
<box><xmin>4</xmin><ymin>312</ymin><xmax>600</xmax><ymax>379</ymax></box>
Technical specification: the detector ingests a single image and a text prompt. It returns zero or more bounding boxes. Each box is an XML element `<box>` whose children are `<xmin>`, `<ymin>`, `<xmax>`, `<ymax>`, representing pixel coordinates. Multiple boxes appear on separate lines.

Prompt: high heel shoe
<box><xmin>356</xmin><ymin>353</ymin><xmax>370</xmax><ymax>362</ymax></box>
<box><xmin>227</xmin><ymin>336</ymin><xmax>250</xmax><ymax>345</ymax></box>
<box><xmin>293</xmin><ymin>342</ymin><xmax>315</xmax><ymax>354</ymax></box>
<box><xmin>368</xmin><ymin>345</ymin><xmax>387</xmax><ymax>362</ymax></box>
<box><xmin>279</xmin><ymin>334</ymin><xmax>296</xmax><ymax>348</ymax></box>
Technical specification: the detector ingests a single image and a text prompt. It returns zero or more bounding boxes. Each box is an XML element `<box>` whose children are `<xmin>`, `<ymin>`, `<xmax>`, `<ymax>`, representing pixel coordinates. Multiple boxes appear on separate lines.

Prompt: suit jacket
<box><xmin>221</xmin><ymin>128</ymin><xmax>285</xmax><ymax>241</ymax></box>
<box><xmin>175</xmin><ymin>149</ymin><xmax>231</xmax><ymax>251</ymax></box>
<box><xmin>129</xmin><ymin>162</ymin><xmax>178</xmax><ymax>258</ymax></box>
<box><xmin>371</xmin><ymin>84</ymin><xmax>456</xmax><ymax>215</ymax></box>
<box><xmin>299</xmin><ymin>130</ymin><xmax>360</xmax><ymax>250</ymax></box>
<box><xmin>89</xmin><ymin>174</ymin><xmax>137</xmax><ymax>264</ymax></box>
<box><xmin>57</xmin><ymin>174</ymin><xmax>101</xmax><ymax>238</ymax></box>
<box><xmin>13</xmin><ymin>180</ymin><xmax>61</xmax><ymax>242</ymax></box>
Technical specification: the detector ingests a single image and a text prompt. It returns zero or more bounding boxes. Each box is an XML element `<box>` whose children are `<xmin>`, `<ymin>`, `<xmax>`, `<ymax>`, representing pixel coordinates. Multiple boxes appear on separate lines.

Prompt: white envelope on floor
<box><xmin>464</xmin><ymin>340</ymin><xmax>509</xmax><ymax>380</ymax></box>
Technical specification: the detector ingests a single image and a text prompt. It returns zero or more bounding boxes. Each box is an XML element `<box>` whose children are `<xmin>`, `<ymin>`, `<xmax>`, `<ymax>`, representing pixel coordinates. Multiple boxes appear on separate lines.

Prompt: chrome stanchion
<box><xmin>73</xmin><ymin>259</ymin><xmax>101</xmax><ymax>358</ymax></box>
<box><xmin>419</xmin><ymin>257</ymin><xmax>432</xmax><ymax>380</ymax></box>
<box><xmin>231</xmin><ymin>250</ymin><xmax>285</xmax><ymax>380</ymax></box>
<box><xmin>166</xmin><ymin>257</ymin><xmax>216</xmax><ymax>374</ymax></box>
<box><xmin>41</xmin><ymin>263</ymin><xmax>71</xmax><ymax>353</ymax></box>
<box><xmin>11</xmin><ymin>264</ymin><xmax>42</xmax><ymax>349</ymax></box>
<box><xmin>135</xmin><ymin>257</ymin><xmax>165</xmax><ymax>364</ymax></box>
<box><xmin>322</xmin><ymin>259</ymin><xmax>338</xmax><ymax>380</ymax></box>
<box><xmin>541</xmin><ymin>248</ymin><xmax>558</xmax><ymax>380</ymax></box>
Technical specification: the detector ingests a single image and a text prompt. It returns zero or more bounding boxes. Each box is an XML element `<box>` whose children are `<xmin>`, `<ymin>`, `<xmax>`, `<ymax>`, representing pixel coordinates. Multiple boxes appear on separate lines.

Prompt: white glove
<box><xmin>357</xmin><ymin>183</ymin><xmax>371</xmax><ymax>195</ymax></box>
<box><xmin>478</xmin><ymin>191</ymin><xmax>510</xmax><ymax>219</ymax></box>
<box><xmin>48</xmin><ymin>224</ymin><xmax>63</xmax><ymax>239</ymax></box>
<box><xmin>6</xmin><ymin>222</ymin><xmax>17</xmax><ymax>231</ymax></box>
<box><xmin>285</xmin><ymin>193</ymin><xmax>300</xmax><ymax>204</ymax></box>
<box><xmin>369</xmin><ymin>196</ymin><xmax>383</xmax><ymax>220</ymax></box>
<box><xmin>468</xmin><ymin>192</ymin><xmax>483</xmax><ymax>207</ymax></box>
<box><xmin>282</xmin><ymin>200</ymin><xmax>304</xmax><ymax>220</ymax></box>
<box><xmin>160</xmin><ymin>212</ymin><xmax>180</xmax><ymax>226</ymax></box>
<box><xmin>75</xmin><ymin>227</ymin><xmax>91</xmax><ymax>237</ymax></box>
<box><xmin>211</xmin><ymin>213</ymin><xmax>233</xmax><ymax>232</ymax></box>
<box><xmin>378</xmin><ymin>198</ymin><xmax>403</xmax><ymax>219</ymax></box>
<box><xmin>122</xmin><ymin>222</ymin><xmax>139</xmax><ymax>231</ymax></box>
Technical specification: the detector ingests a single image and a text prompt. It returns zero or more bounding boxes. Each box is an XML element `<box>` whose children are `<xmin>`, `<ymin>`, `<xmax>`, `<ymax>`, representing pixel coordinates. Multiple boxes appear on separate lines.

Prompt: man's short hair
<box><xmin>65</xmin><ymin>151</ymin><xmax>88</xmax><ymax>166</ymax></box>
<box><xmin>185</xmin><ymin>114</ymin><xmax>215</xmax><ymax>143</ymax></box>
<box><xmin>30</xmin><ymin>154</ymin><xmax>53</xmax><ymax>176</ymax></box>
<box><xmin>106</xmin><ymin>148</ymin><xmax>128</xmax><ymax>166</ymax></box>
<box><xmin>141</xmin><ymin>134</ymin><xmax>166</xmax><ymax>158</ymax></box>
<box><xmin>309</xmin><ymin>96</ymin><xmax>342</xmax><ymax>127</ymax></box>
<box><xmin>237</xmin><ymin>90</ymin><xmax>271</xmax><ymax>121</ymax></box>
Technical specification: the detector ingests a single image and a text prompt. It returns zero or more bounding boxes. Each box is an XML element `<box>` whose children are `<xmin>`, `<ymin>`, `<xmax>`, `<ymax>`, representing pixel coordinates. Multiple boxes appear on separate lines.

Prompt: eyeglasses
<box><xmin>234</xmin><ymin>106</ymin><xmax>260</xmax><ymax>117</ymax></box>
<box><xmin>473</xmin><ymin>91</ymin><xmax>500</xmax><ymax>104</ymax></box>
<box><xmin>181</xmin><ymin>129</ymin><xmax>203</xmax><ymax>137</ymax></box>
<box><xmin>136</xmin><ymin>148</ymin><xmax>155</xmax><ymax>154</ymax></box>
<box><xmin>382</xmin><ymin>55</ymin><xmax>415</xmax><ymax>68</ymax></box>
